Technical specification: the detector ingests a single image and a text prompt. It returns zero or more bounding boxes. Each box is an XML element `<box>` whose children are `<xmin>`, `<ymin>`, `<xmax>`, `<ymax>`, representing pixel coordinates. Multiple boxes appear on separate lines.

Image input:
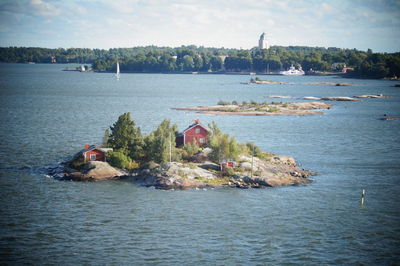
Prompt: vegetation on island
<box><xmin>1</xmin><ymin>45</ymin><xmax>399</xmax><ymax>79</ymax></box>
<box><xmin>174</xmin><ymin>101</ymin><xmax>331</xmax><ymax>116</ymax></box>
<box><xmin>100</xmin><ymin>112</ymin><xmax>266</xmax><ymax>173</ymax></box>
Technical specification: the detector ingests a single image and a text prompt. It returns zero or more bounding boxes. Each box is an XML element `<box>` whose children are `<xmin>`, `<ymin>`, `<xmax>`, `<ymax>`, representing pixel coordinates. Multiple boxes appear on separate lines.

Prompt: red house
<box><xmin>81</xmin><ymin>145</ymin><xmax>113</xmax><ymax>162</ymax></box>
<box><xmin>176</xmin><ymin>120</ymin><xmax>209</xmax><ymax>147</ymax></box>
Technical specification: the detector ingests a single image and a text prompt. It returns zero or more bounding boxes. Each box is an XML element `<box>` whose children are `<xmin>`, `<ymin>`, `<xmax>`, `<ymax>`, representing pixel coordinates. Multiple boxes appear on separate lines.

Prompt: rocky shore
<box><xmin>173</xmin><ymin>101</ymin><xmax>332</xmax><ymax>116</ymax></box>
<box><xmin>60</xmin><ymin>153</ymin><xmax>316</xmax><ymax>190</ymax></box>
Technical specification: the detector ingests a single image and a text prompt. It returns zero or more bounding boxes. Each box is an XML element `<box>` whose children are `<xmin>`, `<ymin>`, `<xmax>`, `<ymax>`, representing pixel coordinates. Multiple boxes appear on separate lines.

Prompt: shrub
<box><xmin>232</xmin><ymin>100</ymin><xmax>238</xmax><ymax>105</ymax></box>
<box><xmin>223</xmin><ymin>167</ymin><xmax>236</xmax><ymax>177</ymax></box>
<box><xmin>69</xmin><ymin>155</ymin><xmax>85</xmax><ymax>170</ymax></box>
<box><xmin>246</xmin><ymin>142</ymin><xmax>264</xmax><ymax>158</ymax></box>
<box><xmin>107</xmin><ymin>150</ymin><xmax>139</xmax><ymax>170</ymax></box>
<box><xmin>218</xmin><ymin>100</ymin><xmax>230</xmax><ymax>106</ymax></box>
<box><xmin>182</xmin><ymin>142</ymin><xmax>200</xmax><ymax>161</ymax></box>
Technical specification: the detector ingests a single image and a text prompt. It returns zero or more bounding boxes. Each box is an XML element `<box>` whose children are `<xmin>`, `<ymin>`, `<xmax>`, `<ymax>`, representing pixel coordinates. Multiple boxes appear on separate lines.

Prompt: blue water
<box><xmin>0</xmin><ymin>63</ymin><xmax>399</xmax><ymax>264</ymax></box>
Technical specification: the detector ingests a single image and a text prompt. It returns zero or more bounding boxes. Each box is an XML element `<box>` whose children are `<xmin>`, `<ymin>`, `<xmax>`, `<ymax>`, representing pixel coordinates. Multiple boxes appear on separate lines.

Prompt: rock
<box><xmin>303</xmin><ymin>96</ymin><xmax>321</xmax><ymax>100</ymax></box>
<box><xmin>320</xmin><ymin>97</ymin><xmax>359</xmax><ymax>101</ymax></box>
<box><xmin>354</xmin><ymin>94</ymin><xmax>385</xmax><ymax>98</ymax></box>
<box><xmin>133</xmin><ymin>162</ymin><xmax>220</xmax><ymax>190</ymax></box>
<box><xmin>271</xmin><ymin>155</ymin><xmax>296</xmax><ymax>165</ymax></box>
<box><xmin>268</xmin><ymin>95</ymin><xmax>292</xmax><ymax>99</ymax></box>
<box><xmin>64</xmin><ymin>161</ymin><xmax>128</xmax><ymax>181</ymax></box>
<box><xmin>379</xmin><ymin>115</ymin><xmax>399</xmax><ymax>120</ymax></box>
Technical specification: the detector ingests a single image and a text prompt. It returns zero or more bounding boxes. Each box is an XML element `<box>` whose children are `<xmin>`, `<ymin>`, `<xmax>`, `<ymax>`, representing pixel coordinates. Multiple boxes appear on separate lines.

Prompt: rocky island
<box><xmin>173</xmin><ymin>100</ymin><xmax>332</xmax><ymax>116</ymax></box>
<box><xmin>58</xmin><ymin>113</ymin><xmax>317</xmax><ymax>190</ymax></box>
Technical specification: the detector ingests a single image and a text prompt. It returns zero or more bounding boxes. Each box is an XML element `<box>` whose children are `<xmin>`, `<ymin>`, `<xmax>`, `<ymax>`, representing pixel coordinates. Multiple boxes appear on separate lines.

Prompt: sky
<box><xmin>0</xmin><ymin>0</ymin><xmax>399</xmax><ymax>52</ymax></box>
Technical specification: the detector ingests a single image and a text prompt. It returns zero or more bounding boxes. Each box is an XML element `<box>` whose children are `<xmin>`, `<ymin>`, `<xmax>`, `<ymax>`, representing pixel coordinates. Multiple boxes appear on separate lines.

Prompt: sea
<box><xmin>0</xmin><ymin>63</ymin><xmax>399</xmax><ymax>265</ymax></box>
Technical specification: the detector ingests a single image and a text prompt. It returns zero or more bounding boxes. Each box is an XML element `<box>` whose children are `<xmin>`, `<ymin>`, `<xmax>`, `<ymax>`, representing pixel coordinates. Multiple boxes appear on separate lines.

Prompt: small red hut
<box><xmin>81</xmin><ymin>145</ymin><xmax>113</xmax><ymax>162</ymax></box>
<box><xmin>176</xmin><ymin>119</ymin><xmax>209</xmax><ymax>147</ymax></box>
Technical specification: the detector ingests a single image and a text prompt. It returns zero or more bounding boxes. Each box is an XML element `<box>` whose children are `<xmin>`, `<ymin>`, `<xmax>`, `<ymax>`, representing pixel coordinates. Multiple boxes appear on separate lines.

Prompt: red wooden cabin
<box><xmin>81</xmin><ymin>145</ymin><xmax>113</xmax><ymax>162</ymax></box>
<box><xmin>176</xmin><ymin>119</ymin><xmax>209</xmax><ymax>147</ymax></box>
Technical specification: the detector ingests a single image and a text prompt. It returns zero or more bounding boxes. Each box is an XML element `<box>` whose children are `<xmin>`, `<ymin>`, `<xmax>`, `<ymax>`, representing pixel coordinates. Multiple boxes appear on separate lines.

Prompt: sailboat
<box><xmin>116</xmin><ymin>61</ymin><xmax>120</xmax><ymax>79</ymax></box>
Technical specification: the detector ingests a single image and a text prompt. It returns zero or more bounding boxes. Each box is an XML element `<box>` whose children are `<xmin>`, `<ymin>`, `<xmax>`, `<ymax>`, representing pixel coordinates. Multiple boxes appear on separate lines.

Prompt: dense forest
<box><xmin>0</xmin><ymin>45</ymin><xmax>399</xmax><ymax>79</ymax></box>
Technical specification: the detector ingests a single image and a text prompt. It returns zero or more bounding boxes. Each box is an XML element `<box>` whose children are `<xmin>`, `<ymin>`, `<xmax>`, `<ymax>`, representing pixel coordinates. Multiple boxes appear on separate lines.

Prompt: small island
<box><xmin>57</xmin><ymin>113</ymin><xmax>317</xmax><ymax>190</ymax></box>
<box><xmin>173</xmin><ymin>100</ymin><xmax>332</xmax><ymax>116</ymax></box>
<box><xmin>249</xmin><ymin>77</ymin><xmax>288</xmax><ymax>84</ymax></box>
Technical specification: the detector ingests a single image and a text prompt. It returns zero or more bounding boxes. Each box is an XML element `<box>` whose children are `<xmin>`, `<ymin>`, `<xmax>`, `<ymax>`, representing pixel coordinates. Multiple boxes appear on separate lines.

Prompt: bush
<box><xmin>217</xmin><ymin>100</ymin><xmax>230</xmax><ymax>106</ymax></box>
<box><xmin>232</xmin><ymin>100</ymin><xmax>238</xmax><ymax>105</ymax></box>
<box><xmin>246</xmin><ymin>142</ymin><xmax>264</xmax><ymax>158</ymax></box>
<box><xmin>182</xmin><ymin>142</ymin><xmax>200</xmax><ymax>161</ymax></box>
<box><xmin>223</xmin><ymin>167</ymin><xmax>236</xmax><ymax>177</ymax></box>
<box><xmin>69</xmin><ymin>155</ymin><xmax>85</xmax><ymax>170</ymax></box>
<box><xmin>107</xmin><ymin>150</ymin><xmax>139</xmax><ymax>170</ymax></box>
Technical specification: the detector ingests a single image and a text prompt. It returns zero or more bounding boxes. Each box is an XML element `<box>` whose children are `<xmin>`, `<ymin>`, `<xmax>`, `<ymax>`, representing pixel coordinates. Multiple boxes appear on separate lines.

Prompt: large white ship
<box><xmin>280</xmin><ymin>65</ymin><xmax>305</xmax><ymax>76</ymax></box>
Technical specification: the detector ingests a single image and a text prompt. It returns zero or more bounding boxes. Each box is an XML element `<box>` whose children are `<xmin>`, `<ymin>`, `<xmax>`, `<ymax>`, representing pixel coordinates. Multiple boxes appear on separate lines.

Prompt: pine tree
<box><xmin>108</xmin><ymin>112</ymin><xmax>143</xmax><ymax>160</ymax></box>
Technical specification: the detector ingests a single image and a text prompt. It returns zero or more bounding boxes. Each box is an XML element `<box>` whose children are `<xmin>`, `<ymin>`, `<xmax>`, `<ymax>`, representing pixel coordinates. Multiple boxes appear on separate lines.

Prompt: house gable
<box><xmin>176</xmin><ymin>120</ymin><xmax>209</xmax><ymax>147</ymax></box>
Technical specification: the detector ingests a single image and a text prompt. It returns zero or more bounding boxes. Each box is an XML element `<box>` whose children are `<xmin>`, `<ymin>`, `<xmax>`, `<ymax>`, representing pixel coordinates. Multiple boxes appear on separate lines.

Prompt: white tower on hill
<box><xmin>258</xmin><ymin>32</ymin><xmax>269</xmax><ymax>49</ymax></box>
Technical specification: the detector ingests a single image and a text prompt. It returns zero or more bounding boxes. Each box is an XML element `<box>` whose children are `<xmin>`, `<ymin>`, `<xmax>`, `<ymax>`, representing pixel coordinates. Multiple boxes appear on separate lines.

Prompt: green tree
<box><xmin>210</xmin><ymin>56</ymin><xmax>223</xmax><ymax>71</ymax></box>
<box><xmin>145</xmin><ymin>120</ymin><xmax>178</xmax><ymax>163</ymax></box>
<box><xmin>108</xmin><ymin>112</ymin><xmax>143</xmax><ymax>160</ymax></box>
<box><xmin>102</xmin><ymin>128</ymin><xmax>110</xmax><ymax>147</ymax></box>
<box><xmin>207</xmin><ymin>122</ymin><xmax>241</xmax><ymax>163</ymax></box>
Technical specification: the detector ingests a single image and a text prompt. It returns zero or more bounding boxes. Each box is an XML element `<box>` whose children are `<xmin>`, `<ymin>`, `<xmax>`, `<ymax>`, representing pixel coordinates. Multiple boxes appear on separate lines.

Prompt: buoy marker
<box><xmin>361</xmin><ymin>189</ymin><xmax>366</xmax><ymax>207</ymax></box>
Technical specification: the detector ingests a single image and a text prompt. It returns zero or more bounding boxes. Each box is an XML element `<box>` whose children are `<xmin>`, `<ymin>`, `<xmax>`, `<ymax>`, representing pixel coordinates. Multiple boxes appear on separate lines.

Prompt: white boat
<box><xmin>280</xmin><ymin>65</ymin><xmax>304</xmax><ymax>76</ymax></box>
<box><xmin>116</xmin><ymin>61</ymin><xmax>120</xmax><ymax>79</ymax></box>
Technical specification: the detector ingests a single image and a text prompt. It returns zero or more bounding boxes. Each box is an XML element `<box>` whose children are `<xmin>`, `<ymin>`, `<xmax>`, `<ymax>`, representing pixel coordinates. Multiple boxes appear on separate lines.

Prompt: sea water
<box><xmin>0</xmin><ymin>63</ymin><xmax>399</xmax><ymax>264</ymax></box>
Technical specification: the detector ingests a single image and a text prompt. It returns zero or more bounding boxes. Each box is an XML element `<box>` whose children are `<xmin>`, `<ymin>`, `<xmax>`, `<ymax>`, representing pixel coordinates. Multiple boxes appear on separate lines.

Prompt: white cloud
<box><xmin>30</xmin><ymin>0</ymin><xmax>60</xmax><ymax>17</ymax></box>
<box><xmin>0</xmin><ymin>0</ymin><xmax>398</xmax><ymax>52</ymax></box>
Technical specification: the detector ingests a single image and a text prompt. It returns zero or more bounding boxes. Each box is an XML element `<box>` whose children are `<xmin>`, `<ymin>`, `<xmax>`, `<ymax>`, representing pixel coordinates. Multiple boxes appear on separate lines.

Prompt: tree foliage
<box><xmin>144</xmin><ymin>120</ymin><xmax>178</xmax><ymax>163</ymax></box>
<box><xmin>207</xmin><ymin>122</ymin><xmax>242</xmax><ymax>163</ymax></box>
<box><xmin>107</xmin><ymin>150</ymin><xmax>139</xmax><ymax>170</ymax></box>
<box><xmin>107</xmin><ymin>112</ymin><xmax>144</xmax><ymax>160</ymax></box>
<box><xmin>1</xmin><ymin>45</ymin><xmax>398</xmax><ymax>78</ymax></box>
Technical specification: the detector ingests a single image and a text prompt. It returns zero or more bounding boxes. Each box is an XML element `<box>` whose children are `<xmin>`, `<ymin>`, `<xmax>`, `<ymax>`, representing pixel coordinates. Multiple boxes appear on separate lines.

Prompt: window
<box><xmin>195</xmin><ymin>128</ymin><xmax>200</xmax><ymax>134</ymax></box>
<box><xmin>90</xmin><ymin>154</ymin><xmax>96</xmax><ymax>161</ymax></box>
<box><xmin>199</xmin><ymin>138</ymin><xmax>205</xmax><ymax>144</ymax></box>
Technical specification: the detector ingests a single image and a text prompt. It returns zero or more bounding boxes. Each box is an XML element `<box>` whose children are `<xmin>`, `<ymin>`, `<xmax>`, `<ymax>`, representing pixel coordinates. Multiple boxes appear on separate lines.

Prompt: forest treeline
<box><xmin>0</xmin><ymin>45</ymin><xmax>399</xmax><ymax>79</ymax></box>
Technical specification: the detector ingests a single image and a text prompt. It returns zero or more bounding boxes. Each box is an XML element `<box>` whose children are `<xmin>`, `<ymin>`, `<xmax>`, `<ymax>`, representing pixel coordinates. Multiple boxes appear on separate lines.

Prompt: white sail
<box><xmin>116</xmin><ymin>61</ymin><xmax>120</xmax><ymax>79</ymax></box>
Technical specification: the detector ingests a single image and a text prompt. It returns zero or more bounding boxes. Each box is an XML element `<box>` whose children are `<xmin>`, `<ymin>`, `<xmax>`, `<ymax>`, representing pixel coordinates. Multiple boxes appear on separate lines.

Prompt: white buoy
<box><xmin>361</xmin><ymin>189</ymin><xmax>366</xmax><ymax>206</ymax></box>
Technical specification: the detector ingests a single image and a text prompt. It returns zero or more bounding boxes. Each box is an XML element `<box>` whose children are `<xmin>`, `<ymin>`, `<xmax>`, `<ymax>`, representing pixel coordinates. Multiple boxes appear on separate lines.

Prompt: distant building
<box><xmin>258</xmin><ymin>32</ymin><xmax>269</xmax><ymax>49</ymax></box>
<box><xmin>332</xmin><ymin>62</ymin><xmax>346</xmax><ymax>70</ymax></box>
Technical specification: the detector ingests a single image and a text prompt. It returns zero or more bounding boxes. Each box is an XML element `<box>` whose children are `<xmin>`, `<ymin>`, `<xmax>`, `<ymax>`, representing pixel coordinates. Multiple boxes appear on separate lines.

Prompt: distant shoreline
<box><xmin>1</xmin><ymin>62</ymin><xmax>398</xmax><ymax>80</ymax></box>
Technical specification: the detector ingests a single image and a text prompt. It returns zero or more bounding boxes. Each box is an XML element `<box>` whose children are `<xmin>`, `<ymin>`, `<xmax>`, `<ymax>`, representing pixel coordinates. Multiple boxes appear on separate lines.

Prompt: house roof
<box><xmin>181</xmin><ymin>120</ymin><xmax>209</xmax><ymax>134</ymax></box>
<box><xmin>81</xmin><ymin>146</ymin><xmax>113</xmax><ymax>156</ymax></box>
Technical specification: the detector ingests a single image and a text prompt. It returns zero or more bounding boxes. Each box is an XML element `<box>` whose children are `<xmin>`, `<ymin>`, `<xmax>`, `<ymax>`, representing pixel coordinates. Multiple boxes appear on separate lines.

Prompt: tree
<box><xmin>207</xmin><ymin>122</ymin><xmax>241</xmax><ymax>163</ymax></box>
<box><xmin>102</xmin><ymin>128</ymin><xmax>110</xmax><ymax>147</ymax></box>
<box><xmin>108</xmin><ymin>112</ymin><xmax>143</xmax><ymax>160</ymax></box>
<box><xmin>210</xmin><ymin>56</ymin><xmax>222</xmax><ymax>71</ymax></box>
<box><xmin>145</xmin><ymin>120</ymin><xmax>178</xmax><ymax>163</ymax></box>
<box><xmin>182</xmin><ymin>55</ymin><xmax>194</xmax><ymax>71</ymax></box>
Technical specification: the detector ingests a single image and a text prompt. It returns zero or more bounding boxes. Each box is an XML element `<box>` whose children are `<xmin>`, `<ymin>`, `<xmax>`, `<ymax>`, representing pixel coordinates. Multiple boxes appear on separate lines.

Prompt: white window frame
<box><xmin>195</xmin><ymin>128</ymin><xmax>200</xmax><ymax>134</ymax></box>
<box><xmin>199</xmin><ymin>138</ymin><xmax>205</xmax><ymax>144</ymax></box>
<box><xmin>90</xmin><ymin>154</ymin><xmax>96</xmax><ymax>161</ymax></box>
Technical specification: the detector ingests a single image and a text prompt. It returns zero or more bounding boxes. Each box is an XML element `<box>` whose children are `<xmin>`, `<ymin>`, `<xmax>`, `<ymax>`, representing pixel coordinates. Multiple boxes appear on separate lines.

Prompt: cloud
<box><xmin>30</xmin><ymin>0</ymin><xmax>60</xmax><ymax>17</ymax></box>
<box><xmin>0</xmin><ymin>0</ymin><xmax>399</xmax><ymax>52</ymax></box>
